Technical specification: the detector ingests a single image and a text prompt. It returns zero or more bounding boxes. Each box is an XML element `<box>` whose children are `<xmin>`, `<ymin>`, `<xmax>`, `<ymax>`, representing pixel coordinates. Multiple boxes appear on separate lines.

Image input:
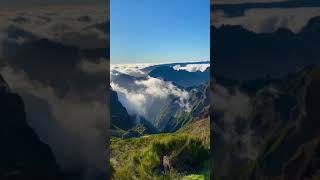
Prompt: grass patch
<box><xmin>111</xmin><ymin>132</ymin><xmax>210</xmax><ymax>180</ymax></box>
<box><xmin>182</xmin><ymin>174</ymin><xmax>205</xmax><ymax>180</ymax></box>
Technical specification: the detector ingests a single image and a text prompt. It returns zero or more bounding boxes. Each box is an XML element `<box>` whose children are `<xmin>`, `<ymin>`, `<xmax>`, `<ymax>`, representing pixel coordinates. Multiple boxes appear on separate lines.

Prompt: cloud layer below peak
<box><xmin>173</xmin><ymin>64</ymin><xmax>210</xmax><ymax>72</ymax></box>
<box><xmin>111</xmin><ymin>76</ymin><xmax>190</xmax><ymax>121</ymax></box>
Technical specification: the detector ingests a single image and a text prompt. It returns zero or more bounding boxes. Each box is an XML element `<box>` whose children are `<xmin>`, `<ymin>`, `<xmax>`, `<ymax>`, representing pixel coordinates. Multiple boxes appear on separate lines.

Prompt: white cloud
<box><xmin>110</xmin><ymin>63</ymin><xmax>155</xmax><ymax>77</ymax></box>
<box><xmin>213</xmin><ymin>7</ymin><xmax>320</xmax><ymax>33</ymax></box>
<box><xmin>111</xmin><ymin>82</ymin><xmax>148</xmax><ymax>116</ymax></box>
<box><xmin>173</xmin><ymin>64</ymin><xmax>210</xmax><ymax>72</ymax></box>
<box><xmin>111</xmin><ymin>76</ymin><xmax>191</xmax><ymax>121</ymax></box>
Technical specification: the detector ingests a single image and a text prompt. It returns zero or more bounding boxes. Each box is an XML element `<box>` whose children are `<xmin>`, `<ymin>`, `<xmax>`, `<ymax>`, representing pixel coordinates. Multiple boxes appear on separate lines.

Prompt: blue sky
<box><xmin>111</xmin><ymin>0</ymin><xmax>210</xmax><ymax>64</ymax></box>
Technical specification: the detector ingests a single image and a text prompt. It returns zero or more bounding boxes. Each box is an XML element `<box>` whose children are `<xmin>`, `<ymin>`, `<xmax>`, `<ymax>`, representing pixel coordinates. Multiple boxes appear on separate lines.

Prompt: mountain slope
<box><xmin>155</xmin><ymin>82</ymin><xmax>210</xmax><ymax>133</ymax></box>
<box><xmin>110</xmin><ymin>118</ymin><xmax>210</xmax><ymax>180</ymax></box>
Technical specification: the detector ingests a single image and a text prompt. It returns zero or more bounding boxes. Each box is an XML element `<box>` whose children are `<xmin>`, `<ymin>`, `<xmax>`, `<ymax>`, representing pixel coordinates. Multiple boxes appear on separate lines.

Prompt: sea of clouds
<box><xmin>111</xmin><ymin>77</ymin><xmax>191</xmax><ymax>119</ymax></box>
<box><xmin>110</xmin><ymin>63</ymin><xmax>196</xmax><ymax>122</ymax></box>
<box><xmin>173</xmin><ymin>63</ymin><xmax>210</xmax><ymax>72</ymax></box>
<box><xmin>110</xmin><ymin>63</ymin><xmax>153</xmax><ymax>77</ymax></box>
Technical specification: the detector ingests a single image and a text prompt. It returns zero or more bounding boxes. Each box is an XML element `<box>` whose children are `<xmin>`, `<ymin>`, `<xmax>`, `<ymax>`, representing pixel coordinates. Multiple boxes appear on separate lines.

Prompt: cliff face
<box><xmin>152</xmin><ymin>82</ymin><xmax>210</xmax><ymax>133</ymax></box>
<box><xmin>0</xmin><ymin>74</ymin><xmax>64</xmax><ymax>179</ymax></box>
<box><xmin>110</xmin><ymin>89</ymin><xmax>134</xmax><ymax>131</ymax></box>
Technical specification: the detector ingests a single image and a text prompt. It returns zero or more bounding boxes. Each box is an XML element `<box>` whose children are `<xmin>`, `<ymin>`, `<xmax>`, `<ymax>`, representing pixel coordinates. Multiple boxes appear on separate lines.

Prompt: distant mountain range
<box><xmin>111</xmin><ymin>61</ymin><xmax>210</xmax><ymax>88</ymax></box>
<box><xmin>149</xmin><ymin>65</ymin><xmax>210</xmax><ymax>88</ymax></box>
<box><xmin>141</xmin><ymin>61</ymin><xmax>209</xmax><ymax>73</ymax></box>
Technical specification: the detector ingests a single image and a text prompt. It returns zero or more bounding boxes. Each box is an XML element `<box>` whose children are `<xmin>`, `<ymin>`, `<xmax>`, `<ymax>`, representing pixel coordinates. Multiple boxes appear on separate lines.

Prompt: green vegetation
<box><xmin>110</xmin><ymin>120</ymin><xmax>210</xmax><ymax>180</ymax></box>
<box><xmin>182</xmin><ymin>174</ymin><xmax>205</xmax><ymax>180</ymax></box>
<box><xmin>179</xmin><ymin>118</ymin><xmax>210</xmax><ymax>148</ymax></box>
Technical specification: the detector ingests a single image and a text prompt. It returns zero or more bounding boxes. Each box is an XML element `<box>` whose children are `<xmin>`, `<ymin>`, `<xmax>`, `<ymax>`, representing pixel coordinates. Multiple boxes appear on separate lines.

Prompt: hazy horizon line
<box><xmin>110</xmin><ymin>60</ymin><xmax>210</xmax><ymax>65</ymax></box>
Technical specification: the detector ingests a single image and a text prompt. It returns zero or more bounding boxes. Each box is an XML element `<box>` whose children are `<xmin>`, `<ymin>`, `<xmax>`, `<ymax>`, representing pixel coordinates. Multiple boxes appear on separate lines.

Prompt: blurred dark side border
<box><xmin>0</xmin><ymin>1</ymin><xmax>109</xmax><ymax>179</ymax></box>
<box><xmin>210</xmin><ymin>1</ymin><xmax>320</xmax><ymax>180</ymax></box>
